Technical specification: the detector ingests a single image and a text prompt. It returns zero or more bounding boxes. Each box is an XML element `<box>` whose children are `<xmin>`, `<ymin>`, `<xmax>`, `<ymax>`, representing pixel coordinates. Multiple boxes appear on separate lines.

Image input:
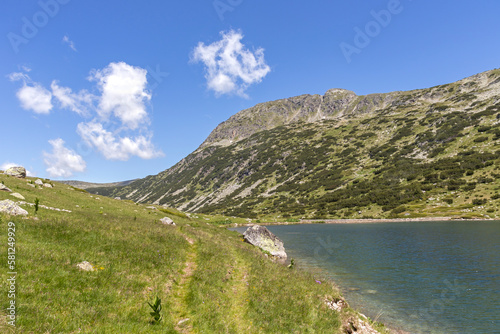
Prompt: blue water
<box><xmin>231</xmin><ymin>221</ymin><xmax>500</xmax><ymax>333</ymax></box>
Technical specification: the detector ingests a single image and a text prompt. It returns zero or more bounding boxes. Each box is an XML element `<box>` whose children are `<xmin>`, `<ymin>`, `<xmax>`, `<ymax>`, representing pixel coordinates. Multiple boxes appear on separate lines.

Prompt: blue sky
<box><xmin>1</xmin><ymin>0</ymin><xmax>499</xmax><ymax>182</ymax></box>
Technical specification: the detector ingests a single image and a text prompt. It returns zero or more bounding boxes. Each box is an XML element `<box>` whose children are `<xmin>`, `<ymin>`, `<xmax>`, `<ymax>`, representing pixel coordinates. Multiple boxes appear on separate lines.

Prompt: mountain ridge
<box><xmin>88</xmin><ymin>68</ymin><xmax>500</xmax><ymax>220</ymax></box>
<box><xmin>58</xmin><ymin>179</ymin><xmax>138</xmax><ymax>190</ymax></box>
<box><xmin>200</xmin><ymin>69</ymin><xmax>500</xmax><ymax>148</ymax></box>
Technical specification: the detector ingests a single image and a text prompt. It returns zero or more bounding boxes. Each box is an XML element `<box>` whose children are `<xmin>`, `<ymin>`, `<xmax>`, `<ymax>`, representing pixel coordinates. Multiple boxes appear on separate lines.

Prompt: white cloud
<box><xmin>9</xmin><ymin>72</ymin><xmax>53</xmax><ymax>114</ymax></box>
<box><xmin>192</xmin><ymin>30</ymin><xmax>271</xmax><ymax>97</ymax></box>
<box><xmin>43</xmin><ymin>138</ymin><xmax>86</xmax><ymax>178</ymax></box>
<box><xmin>8</xmin><ymin>72</ymin><xmax>30</xmax><ymax>82</ymax></box>
<box><xmin>0</xmin><ymin>162</ymin><xmax>34</xmax><ymax>176</ymax></box>
<box><xmin>77</xmin><ymin>121</ymin><xmax>163</xmax><ymax>161</ymax></box>
<box><xmin>89</xmin><ymin>62</ymin><xmax>151</xmax><ymax>130</ymax></box>
<box><xmin>51</xmin><ymin>81</ymin><xmax>94</xmax><ymax>116</ymax></box>
<box><xmin>9</xmin><ymin>62</ymin><xmax>163</xmax><ymax>165</ymax></box>
<box><xmin>16</xmin><ymin>83</ymin><xmax>53</xmax><ymax>114</ymax></box>
<box><xmin>62</xmin><ymin>35</ymin><xmax>77</xmax><ymax>51</ymax></box>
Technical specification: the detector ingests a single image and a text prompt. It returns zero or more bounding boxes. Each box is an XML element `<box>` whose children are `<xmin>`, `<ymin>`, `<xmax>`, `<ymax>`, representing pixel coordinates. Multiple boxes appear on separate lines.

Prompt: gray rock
<box><xmin>43</xmin><ymin>183</ymin><xmax>53</xmax><ymax>188</ymax></box>
<box><xmin>10</xmin><ymin>193</ymin><xmax>25</xmax><ymax>200</ymax></box>
<box><xmin>0</xmin><ymin>184</ymin><xmax>12</xmax><ymax>192</ymax></box>
<box><xmin>146</xmin><ymin>206</ymin><xmax>157</xmax><ymax>210</ymax></box>
<box><xmin>35</xmin><ymin>179</ymin><xmax>44</xmax><ymax>185</ymax></box>
<box><xmin>0</xmin><ymin>199</ymin><xmax>28</xmax><ymax>216</ymax></box>
<box><xmin>76</xmin><ymin>261</ymin><xmax>94</xmax><ymax>271</ymax></box>
<box><xmin>325</xmin><ymin>297</ymin><xmax>348</xmax><ymax>312</ymax></box>
<box><xmin>243</xmin><ymin>225</ymin><xmax>287</xmax><ymax>259</ymax></box>
<box><xmin>114</xmin><ymin>197</ymin><xmax>121</xmax><ymax>200</ymax></box>
<box><xmin>160</xmin><ymin>217</ymin><xmax>175</xmax><ymax>226</ymax></box>
<box><xmin>5</xmin><ymin>166</ymin><xmax>26</xmax><ymax>178</ymax></box>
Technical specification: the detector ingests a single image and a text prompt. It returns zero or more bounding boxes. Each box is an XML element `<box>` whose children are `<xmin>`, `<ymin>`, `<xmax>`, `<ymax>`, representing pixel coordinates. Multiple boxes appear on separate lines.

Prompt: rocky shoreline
<box><xmin>234</xmin><ymin>216</ymin><xmax>495</xmax><ymax>227</ymax></box>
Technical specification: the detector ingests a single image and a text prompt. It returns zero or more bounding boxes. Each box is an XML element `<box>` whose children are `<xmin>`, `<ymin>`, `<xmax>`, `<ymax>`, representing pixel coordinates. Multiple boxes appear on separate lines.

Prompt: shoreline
<box><xmin>233</xmin><ymin>216</ymin><xmax>496</xmax><ymax>227</ymax></box>
<box><xmin>229</xmin><ymin>218</ymin><xmax>498</xmax><ymax>333</ymax></box>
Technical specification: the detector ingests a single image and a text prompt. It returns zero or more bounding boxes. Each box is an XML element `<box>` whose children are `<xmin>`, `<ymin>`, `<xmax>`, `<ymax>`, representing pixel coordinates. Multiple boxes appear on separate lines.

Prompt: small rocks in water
<box><xmin>0</xmin><ymin>184</ymin><xmax>12</xmax><ymax>192</ymax></box>
<box><xmin>5</xmin><ymin>166</ymin><xmax>26</xmax><ymax>178</ymax></box>
<box><xmin>76</xmin><ymin>261</ymin><xmax>94</xmax><ymax>272</ymax></box>
<box><xmin>0</xmin><ymin>199</ymin><xmax>28</xmax><ymax>216</ymax></box>
<box><xmin>10</xmin><ymin>192</ymin><xmax>25</xmax><ymax>200</ymax></box>
<box><xmin>43</xmin><ymin>183</ymin><xmax>53</xmax><ymax>188</ymax></box>
<box><xmin>243</xmin><ymin>225</ymin><xmax>287</xmax><ymax>259</ymax></box>
<box><xmin>365</xmin><ymin>290</ymin><xmax>377</xmax><ymax>294</ymax></box>
<box><xmin>160</xmin><ymin>217</ymin><xmax>176</xmax><ymax>226</ymax></box>
<box><xmin>35</xmin><ymin>179</ymin><xmax>44</xmax><ymax>186</ymax></box>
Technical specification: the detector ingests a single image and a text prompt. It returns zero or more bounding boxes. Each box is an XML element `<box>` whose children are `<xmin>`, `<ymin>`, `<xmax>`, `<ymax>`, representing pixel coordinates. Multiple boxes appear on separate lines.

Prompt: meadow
<box><xmin>0</xmin><ymin>173</ymin><xmax>387</xmax><ymax>333</ymax></box>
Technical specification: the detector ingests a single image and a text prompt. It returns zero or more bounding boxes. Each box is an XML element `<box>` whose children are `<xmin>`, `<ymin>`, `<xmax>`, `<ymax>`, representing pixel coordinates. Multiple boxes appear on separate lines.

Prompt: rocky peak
<box><xmin>200</xmin><ymin>69</ymin><xmax>500</xmax><ymax>148</ymax></box>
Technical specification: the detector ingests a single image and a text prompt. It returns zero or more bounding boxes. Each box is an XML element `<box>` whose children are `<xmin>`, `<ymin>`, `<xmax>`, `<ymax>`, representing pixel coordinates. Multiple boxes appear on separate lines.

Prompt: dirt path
<box><xmin>171</xmin><ymin>234</ymin><xmax>197</xmax><ymax>333</ymax></box>
<box><xmin>228</xmin><ymin>250</ymin><xmax>251</xmax><ymax>333</ymax></box>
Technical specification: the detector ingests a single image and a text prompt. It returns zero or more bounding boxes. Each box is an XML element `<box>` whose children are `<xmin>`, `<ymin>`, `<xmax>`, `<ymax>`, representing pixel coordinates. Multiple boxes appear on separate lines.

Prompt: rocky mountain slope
<box><xmin>89</xmin><ymin>69</ymin><xmax>500</xmax><ymax>219</ymax></box>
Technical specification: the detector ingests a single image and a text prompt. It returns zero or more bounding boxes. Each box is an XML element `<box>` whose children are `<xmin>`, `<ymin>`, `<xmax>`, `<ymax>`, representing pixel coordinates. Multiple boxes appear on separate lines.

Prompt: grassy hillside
<box><xmin>0</xmin><ymin>174</ymin><xmax>386</xmax><ymax>333</ymax></box>
<box><xmin>91</xmin><ymin>69</ymin><xmax>500</xmax><ymax>220</ymax></box>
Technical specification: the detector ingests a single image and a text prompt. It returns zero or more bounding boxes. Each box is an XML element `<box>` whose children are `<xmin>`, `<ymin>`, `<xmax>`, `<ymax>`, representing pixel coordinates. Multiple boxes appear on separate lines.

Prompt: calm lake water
<box><xmin>231</xmin><ymin>221</ymin><xmax>500</xmax><ymax>334</ymax></box>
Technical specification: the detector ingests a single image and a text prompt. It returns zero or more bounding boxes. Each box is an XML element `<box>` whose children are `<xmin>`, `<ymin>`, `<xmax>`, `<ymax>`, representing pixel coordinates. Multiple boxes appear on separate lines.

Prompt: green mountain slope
<box><xmin>90</xmin><ymin>69</ymin><xmax>500</xmax><ymax>220</ymax></box>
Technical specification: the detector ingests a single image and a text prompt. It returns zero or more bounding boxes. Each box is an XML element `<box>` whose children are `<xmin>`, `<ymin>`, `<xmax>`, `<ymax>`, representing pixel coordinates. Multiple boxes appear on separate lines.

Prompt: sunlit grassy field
<box><xmin>0</xmin><ymin>173</ymin><xmax>386</xmax><ymax>333</ymax></box>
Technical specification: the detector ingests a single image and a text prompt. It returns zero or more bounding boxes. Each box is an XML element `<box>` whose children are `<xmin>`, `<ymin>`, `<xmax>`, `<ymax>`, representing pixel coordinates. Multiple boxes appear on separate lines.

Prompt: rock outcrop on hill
<box><xmin>5</xmin><ymin>166</ymin><xmax>26</xmax><ymax>178</ymax></box>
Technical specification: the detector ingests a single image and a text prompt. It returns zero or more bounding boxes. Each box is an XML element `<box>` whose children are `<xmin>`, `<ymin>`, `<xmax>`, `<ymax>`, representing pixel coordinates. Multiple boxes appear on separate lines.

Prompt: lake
<box><xmin>231</xmin><ymin>221</ymin><xmax>500</xmax><ymax>334</ymax></box>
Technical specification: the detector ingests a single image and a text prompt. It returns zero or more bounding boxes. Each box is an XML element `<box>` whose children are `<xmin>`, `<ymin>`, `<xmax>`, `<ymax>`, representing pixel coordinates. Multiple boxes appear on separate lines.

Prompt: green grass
<box><xmin>0</xmin><ymin>174</ymin><xmax>384</xmax><ymax>333</ymax></box>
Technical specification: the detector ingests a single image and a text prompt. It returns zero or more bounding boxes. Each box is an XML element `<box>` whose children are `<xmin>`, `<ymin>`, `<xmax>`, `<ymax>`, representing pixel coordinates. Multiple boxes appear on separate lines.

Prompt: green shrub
<box><xmin>158</xmin><ymin>207</ymin><xmax>188</xmax><ymax>218</ymax></box>
<box><xmin>473</xmin><ymin>136</ymin><xmax>489</xmax><ymax>143</ymax></box>
<box><xmin>472</xmin><ymin>199</ymin><xmax>487</xmax><ymax>206</ymax></box>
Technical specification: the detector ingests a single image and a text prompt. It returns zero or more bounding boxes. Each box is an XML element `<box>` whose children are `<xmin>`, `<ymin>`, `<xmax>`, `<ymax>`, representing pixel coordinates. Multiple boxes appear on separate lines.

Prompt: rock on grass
<box><xmin>243</xmin><ymin>225</ymin><xmax>287</xmax><ymax>259</ymax></box>
<box><xmin>0</xmin><ymin>199</ymin><xmax>28</xmax><ymax>216</ymax></box>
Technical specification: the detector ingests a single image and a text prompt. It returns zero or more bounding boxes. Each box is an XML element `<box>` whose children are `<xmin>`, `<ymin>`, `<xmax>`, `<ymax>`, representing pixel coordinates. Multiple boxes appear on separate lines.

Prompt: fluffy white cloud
<box><xmin>17</xmin><ymin>84</ymin><xmax>53</xmax><ymax>114</ymax></box>
<box><xmin>77</xmin><ymin>121</ymin><xmax>163</xmax><ymax>161</ymax></box>
<box><xmin>62</xmin><ymin>35</ymin><xmax>77</xmax><ymax>51</ymax></box>
<box><xmin>9</xmin><ymin>62</ymin><xmax>163</xmax><ymax>165</ymax></box>
<box><xmin>43</xmin><ymin>138</ymin><xmax>86</xmax><ymax>178</ymax></box>
<box><xmin>0</xmin><ymin>162</ymin><xmax>34</xmax><ymax>176</ymax></box>
<box><xmin>89</xmin><ymin>62</ymin><xmax>151</xmax><ymax>130</ymax></box>
<box><xmin>192</xmin><ymin>30</ymin><xmax>271</xmax><ymax>97</ymax></box>
<box><xmin>9</xmin><ymin>72</ymin><xmax>53</xmax><ymax>114</ymax></box>
<box><xmin>51</xmin><ymin>81</ymin><xmax>94</xmax><ymax>116</ymax></box>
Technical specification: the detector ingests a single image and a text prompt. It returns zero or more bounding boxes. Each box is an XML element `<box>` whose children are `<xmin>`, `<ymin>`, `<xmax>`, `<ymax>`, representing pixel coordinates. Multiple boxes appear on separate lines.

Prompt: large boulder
<box><xmin>5</xmin><ymin>166</ymin><xmax>26</xmax><ymax>178</ymax></box>
<box><xmin>0</xmin><ymin>199</ymin><xmax>28</xmax><ymax>216</ymax></box>
<box><xmin>243</xmin><ymin>225</ymin><xmax>287</xmax><ymax>259</ymax></box>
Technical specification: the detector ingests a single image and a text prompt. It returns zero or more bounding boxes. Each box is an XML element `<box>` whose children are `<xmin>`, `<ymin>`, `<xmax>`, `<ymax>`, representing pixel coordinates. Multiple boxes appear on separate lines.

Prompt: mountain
<box><xmin>58</xmin><ymin>179</ymin><xmax>137</xmax><ymax>190</ymax></box>
<box><xmin>88</xmin><ymin>69</ymin><xmax>500</xmax><ymax>220</ymax></box>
